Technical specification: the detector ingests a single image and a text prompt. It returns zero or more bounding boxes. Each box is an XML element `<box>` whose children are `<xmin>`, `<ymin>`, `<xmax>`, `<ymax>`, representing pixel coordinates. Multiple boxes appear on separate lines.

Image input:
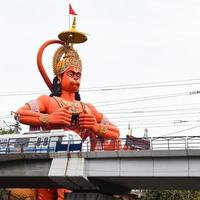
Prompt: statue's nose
<box><xmin>74</xmin><ymin>76</ymin><xmax>79</xmax><ymax>80</ymax></box>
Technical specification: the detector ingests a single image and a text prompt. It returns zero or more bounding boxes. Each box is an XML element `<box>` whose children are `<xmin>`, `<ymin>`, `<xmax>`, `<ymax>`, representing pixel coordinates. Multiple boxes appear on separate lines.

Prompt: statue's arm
<box><xmin>16</xmin><ymin>95</ymin><xmax>50</xmax><ymax>126</ymax></box>
<box><xmin>79</xmin><ymin>104</ymin><xmax>120</xmax><ymax>139</ymax></box>
<box><xmin>16</xmin><ymin>95</ymin><xmax>72</xmax><ymax>126</ymax></box>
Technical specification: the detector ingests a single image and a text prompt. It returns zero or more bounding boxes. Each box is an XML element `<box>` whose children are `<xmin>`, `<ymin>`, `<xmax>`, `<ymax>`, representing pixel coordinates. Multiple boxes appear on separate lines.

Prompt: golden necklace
<box><xmin>53</xmin><ymin>96</ymin><xmax>81</xmax><ymax>113</ymax></box>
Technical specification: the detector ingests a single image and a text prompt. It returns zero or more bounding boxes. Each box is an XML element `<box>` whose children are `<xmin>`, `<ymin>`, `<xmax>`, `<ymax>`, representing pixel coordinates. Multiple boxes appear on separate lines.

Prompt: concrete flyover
<box><xmin>0</xmin><ymin>150</ymin><xmax>200</xmax><ymax>194</ymax></box>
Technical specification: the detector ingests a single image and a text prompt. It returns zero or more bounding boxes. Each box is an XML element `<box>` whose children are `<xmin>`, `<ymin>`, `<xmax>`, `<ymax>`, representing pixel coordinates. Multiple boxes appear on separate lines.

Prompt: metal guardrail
<box><xmin>150</xmin><ymin>136</ymin><xmax>200</xmax><ymax>150</ymax></box>
<box><xmin>1</xmin><ymin>136</ymin><xmax>200</xmax><ymax>153</ymax></box>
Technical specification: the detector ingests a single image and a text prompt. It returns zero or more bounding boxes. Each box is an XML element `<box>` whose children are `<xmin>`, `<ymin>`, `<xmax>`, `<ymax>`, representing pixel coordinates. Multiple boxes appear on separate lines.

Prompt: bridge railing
<box><xmin>81</xmin><ymin>136</ymin><xmax>200</xmax><ymax>151</ymax></box>
<box><xmin>150</xmin><ymin>136</ymin><xmax>200</xmax><ymax>150</ymax></box>
<box><xmin>1</xmin><ymin>136</ymin><xmax>200</xmax><ymax>153</ymax></box>
<box><xmin>150</xmin><ymin>136</ymin><xmax>187</xmax><ymax>150</ymax></box>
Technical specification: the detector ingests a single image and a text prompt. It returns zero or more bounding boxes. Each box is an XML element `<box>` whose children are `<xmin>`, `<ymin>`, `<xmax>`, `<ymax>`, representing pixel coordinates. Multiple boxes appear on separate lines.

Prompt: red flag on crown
<box><xmin>69</xmin><ymin>3</ymin><xmax>77</xmax><ymax>15</ymax></box>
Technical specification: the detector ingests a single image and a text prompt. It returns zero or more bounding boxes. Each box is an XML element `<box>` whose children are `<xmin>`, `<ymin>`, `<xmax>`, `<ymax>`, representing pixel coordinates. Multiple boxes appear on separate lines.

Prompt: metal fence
<box><xmin>1</xmin><ymin>136</ymin><xmax>200</xmax><ymax>153</ymax></box>
<box><xmin>150</xmin><ymin>136</ymin><xmax>200</xmax><ymax>150</ymax></box>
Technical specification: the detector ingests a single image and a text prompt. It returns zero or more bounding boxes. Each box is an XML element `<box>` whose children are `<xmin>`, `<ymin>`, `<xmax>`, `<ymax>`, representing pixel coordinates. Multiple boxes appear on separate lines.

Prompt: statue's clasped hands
<box><xmin>47</xmin><ymin>105</ymin><xmax>72</xmax><ymax>126</ymax></box>
<box><xmin>42</xmin><ymin>105</ymin><xmax>98</xmax><ymax>132</ymax></box>
<box><xmin>79</xmin><ymin>112</ymin><xmax>97</xmax><ymax>132</ymax></box>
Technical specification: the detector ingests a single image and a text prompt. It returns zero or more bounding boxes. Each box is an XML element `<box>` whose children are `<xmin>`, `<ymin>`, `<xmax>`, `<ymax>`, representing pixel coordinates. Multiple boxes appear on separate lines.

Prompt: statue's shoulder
<box><xmin>36</xmin><ymin>95</ymin><xmax>61</xmax><ymax>112</ymax></box>
<box><xmin>36</xmin><ymin>95</ymin><xmax>54</xmax><ymax>109</ymax></box>
<box><xmin>37</xmin><ymin>95</ymin><xmax>51</xmax><ymax>102</ymax></box>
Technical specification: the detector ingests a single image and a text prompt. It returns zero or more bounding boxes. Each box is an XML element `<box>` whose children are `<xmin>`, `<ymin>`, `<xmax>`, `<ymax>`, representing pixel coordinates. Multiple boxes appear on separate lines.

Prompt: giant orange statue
<box><xmin>14</xmin><ymin>15</ymin><xmax>120</xmax><ymax>200</ymax></box>
<box><xmin>16</xmin><ymin>16</ymin><xmax>120</xmax><ymax>149</ymax></box>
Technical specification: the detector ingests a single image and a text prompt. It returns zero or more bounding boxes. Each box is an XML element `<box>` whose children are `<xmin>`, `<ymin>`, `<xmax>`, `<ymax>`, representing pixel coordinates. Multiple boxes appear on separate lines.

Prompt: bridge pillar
<box><xmin>65</xmin><ymin>192</ymin><xmax>114</xmax><ymax>200</ymax></box>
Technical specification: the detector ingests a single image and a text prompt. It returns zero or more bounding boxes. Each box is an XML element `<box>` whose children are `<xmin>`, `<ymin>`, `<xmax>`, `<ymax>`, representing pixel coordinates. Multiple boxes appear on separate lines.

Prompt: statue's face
<box><xmin>60</xmin><ymin>66</ymin><xmax>81</xmax><ymax>93</ymax></box>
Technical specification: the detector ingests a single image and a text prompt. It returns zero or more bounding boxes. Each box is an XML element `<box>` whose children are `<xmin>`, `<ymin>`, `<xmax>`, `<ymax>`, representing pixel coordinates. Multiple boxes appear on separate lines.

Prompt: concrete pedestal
<box><xmin>65</xmin><ymin>192</ymin><xmax>114</xmax><ymax>200</ymax></box>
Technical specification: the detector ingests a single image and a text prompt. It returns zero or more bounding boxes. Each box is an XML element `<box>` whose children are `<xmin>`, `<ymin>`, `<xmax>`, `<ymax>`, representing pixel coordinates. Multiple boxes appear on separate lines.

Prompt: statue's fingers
<box><xmin>79</xmin><ymin>122</ymin><xmax>95</xmax><ymax>126</ymax></box>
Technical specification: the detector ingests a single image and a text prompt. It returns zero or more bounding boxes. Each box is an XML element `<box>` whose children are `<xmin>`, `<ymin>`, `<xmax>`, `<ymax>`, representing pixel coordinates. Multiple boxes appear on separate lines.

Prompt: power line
<box><xmin>0</xmin><ymin>91</ymin><xmax>48</xmax><ymax>97</ymax></box>
<box><xmin>117</xmin><ymin>123</ymin><xmax>200</xmax><ymax>129</ymax></box>
<box><xmin>81</xmin><ymin>81</ymin><xmax>200</xmax><ymax>92</ymax></box>
<box><xmin>1</xmin><ymin>78</ymin><xmax>200</xmax><ymax>96</ymax></box>
<box><xmin>0</xmin><ymin>116</ymin><xmax>13</xmax><ymax>119</ymax></box>
<box><xmin>5</xmin><ymin>102</ymin><xmax>200</xmax><ymax>115</ymax></box>
<box><xmin>114</xmin><ymin>116</ymin><xmax>200</xmax><ymax>123</ymax></box>
<box><xmin>109</xmin><ymin>111</ymin><xmax>200</xmax><ymax>119</ymax></box>
<box><xmin>159</xmin><ymin>125</ymin><xmax>200</xmax><ymax>137</ymax></box>
<box><xmin>101</xmin><ymin>102</ymin><xmax>200</xmax><ymax>112</ymax></box>
<box><xmin>81</xmin><ymin>78</ymin><xmax>200</xmax><ymax>90</ymax></box>
<box><xmin>95</xmin><ymin>91</ymin><xmax>200</xmax><ymax>107</ymax></box>
<box><xmin>104</xmin><ymin>107</ymin><xmax>200</xmax><ymax>115</ymax></box>
<box><xmin>115</xmin><ymin>119</ymin><xmax>200</xmax><ymax>124</ymax></box>
<box><xmin>1</xmin><ymin>110</ymin><xmax>199</xmax><ymax>121</ymax></box>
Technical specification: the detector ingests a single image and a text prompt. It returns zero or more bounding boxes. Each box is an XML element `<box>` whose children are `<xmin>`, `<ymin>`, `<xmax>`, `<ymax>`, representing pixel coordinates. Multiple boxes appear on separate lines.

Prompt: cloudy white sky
<box><xmin>1</xmin><ymin>0</ymin><xmax>200</xmax><ymax>137</ymax></box>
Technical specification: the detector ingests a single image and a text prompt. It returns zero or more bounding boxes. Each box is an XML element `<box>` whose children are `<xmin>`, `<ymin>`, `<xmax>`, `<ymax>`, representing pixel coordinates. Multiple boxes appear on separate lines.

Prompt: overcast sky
<box><xmin>1</xmin><ymin>0</ymin><xmax>200</xmax><ymax>137</ymax></box>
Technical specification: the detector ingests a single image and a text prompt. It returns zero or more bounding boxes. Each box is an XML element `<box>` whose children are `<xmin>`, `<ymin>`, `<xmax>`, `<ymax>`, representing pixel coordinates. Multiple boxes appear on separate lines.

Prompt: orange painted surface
<box><xmin>37</xmin><ymin>189</ymin><xmax>57</xmax><ymax>200</ymax></box>
<box><xmin>57</xmin><ymin>188</ymin><xmax>72</xmax><ymax>200</ymax></box>
<box><xmin>7</xmin><ymin>188</ymin><xmax>36</xmax><ymax>200</ymax></box>
<box><xmin>15</xmin><ymin>40</ymin><xmax>120</xmax><ymax>200</ymax></box>
<box><xmin>17</xmin><ymin>42</ymin><xmax>120</xmax><ymax>142</ymax></box>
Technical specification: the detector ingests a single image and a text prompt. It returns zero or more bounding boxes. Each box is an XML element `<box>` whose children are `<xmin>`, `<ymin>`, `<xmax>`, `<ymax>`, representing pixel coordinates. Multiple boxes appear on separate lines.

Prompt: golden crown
<box><xmin>52</xmin><ymin>45</ymin><xmax>82</xmax><ymax>75</ymax></box>
<box><xmin>52</xmin><ymin>16</ymin><xmax>87</xmax><ymax>76</ymax></box>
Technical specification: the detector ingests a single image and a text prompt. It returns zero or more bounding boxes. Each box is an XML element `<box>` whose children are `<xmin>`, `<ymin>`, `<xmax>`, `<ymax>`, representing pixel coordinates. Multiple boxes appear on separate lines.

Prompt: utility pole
<box><xmin>10</xmin><ymin>111</ymin><xmax>21</xmax><ymax>134</ymax></box>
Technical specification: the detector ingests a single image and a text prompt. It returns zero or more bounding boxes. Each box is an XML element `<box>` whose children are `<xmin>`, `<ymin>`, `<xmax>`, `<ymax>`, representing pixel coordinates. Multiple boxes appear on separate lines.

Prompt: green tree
<box><xmin>0</xmin><ymin>128</ymin><xmax>14</xmax><ymax>199</ymax></box>
<box><xmin>142</xmin><ymin>190</ymin><xmax>200</xmax><ymax>200</ymax></box>
<box><xmin>0</xmin><ymin>127</ymin><xmax>14</xmax><ymax>135</ymax></box>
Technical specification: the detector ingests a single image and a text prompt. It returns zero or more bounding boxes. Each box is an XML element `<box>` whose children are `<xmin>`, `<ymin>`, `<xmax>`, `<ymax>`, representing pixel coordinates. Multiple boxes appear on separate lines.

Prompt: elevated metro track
<box><xmin>1</xmin><ymin>150</ymin><xmax>200</xmax><ymax>194</ymax></box>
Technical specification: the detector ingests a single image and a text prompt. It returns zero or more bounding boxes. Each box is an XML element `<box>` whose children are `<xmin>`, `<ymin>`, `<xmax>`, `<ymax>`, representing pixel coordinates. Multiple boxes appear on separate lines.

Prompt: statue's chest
<box><xmin>48</xmin><ymin>96</ymin><xmax>88</xmax><ymax>114</ymax></box>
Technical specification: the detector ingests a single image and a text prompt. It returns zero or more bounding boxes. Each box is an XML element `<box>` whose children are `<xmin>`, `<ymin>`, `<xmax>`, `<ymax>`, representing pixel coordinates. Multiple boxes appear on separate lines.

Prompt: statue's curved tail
<box><xmin>37</xmin><ymin>40</ymin><xmax>65</xmax><ymax>91</ymax></box>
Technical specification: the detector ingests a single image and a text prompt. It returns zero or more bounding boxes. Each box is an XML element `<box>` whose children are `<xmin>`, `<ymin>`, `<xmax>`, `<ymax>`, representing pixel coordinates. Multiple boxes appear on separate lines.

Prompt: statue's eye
<box><xmin>76</xmin><ymin>73</ymin><xmax>81</xmax><ymax>78</ymax></box>
<box><xmin>67</xmin><ymin>71</ymin><xmax>74</xmax><ymax>77</ymax></box>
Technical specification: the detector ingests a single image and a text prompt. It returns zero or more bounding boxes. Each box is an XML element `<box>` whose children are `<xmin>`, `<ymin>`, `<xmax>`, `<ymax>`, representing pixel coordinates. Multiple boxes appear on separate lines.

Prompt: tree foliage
<box><xmin>0</xmin><ymin>128</ymin><xmax>14</xmax><ymax>199</ymax></box>
<box><xmin>0</xmin><ymin>128</ymin><xmax>14</xmax><ymax>135</ymax></box>
<box><xmin>142</xmin><ymin>190</ymin><xmax>200</xmax><ymax>200</ymax></box>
